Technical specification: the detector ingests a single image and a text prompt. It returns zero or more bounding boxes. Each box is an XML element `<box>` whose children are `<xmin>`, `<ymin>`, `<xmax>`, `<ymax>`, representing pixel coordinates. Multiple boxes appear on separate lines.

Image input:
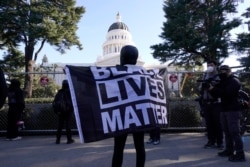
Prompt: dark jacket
<box><xmin>8</xmin><ymin>80</ymin><xmax>25</xmax><ymax>111</ymax></box>
<box><xmin>210</xmin><ymin>75</ymin><xmax>241</xmax><ymax>111</ymax></box>
<box><xmin>63</xmin><ymin>88</ymin><xmax>73</xmax><ymax>112</ymax></box>
<box><xmin>56</xmin><ymin>88</ymin><xmax>73</xmax><ymax>113</ymax></box>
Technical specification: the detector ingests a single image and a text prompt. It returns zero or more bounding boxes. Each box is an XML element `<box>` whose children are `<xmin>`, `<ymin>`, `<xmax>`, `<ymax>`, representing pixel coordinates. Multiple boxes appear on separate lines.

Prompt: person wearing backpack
<box><xmin>54</xmin><ymin>79</ymin><xmax>74</xmax><ymax>144</ymax></box>
<box><xmin>208</xmin><ymin>65</ymin><xmax>246</xmax><ymax>162</ymax></box>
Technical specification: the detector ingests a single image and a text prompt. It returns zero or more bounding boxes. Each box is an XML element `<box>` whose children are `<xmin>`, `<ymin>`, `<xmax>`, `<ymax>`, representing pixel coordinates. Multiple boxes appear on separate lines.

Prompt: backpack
<box><xmin>238</xmin><ymin>90</ymin><xmax>250</xmax><ymax>110</ymax></box>
<box><xmin>52</xmin><ymin>90</ymin><xmax>67</xmax><ymax>114</ymax></box>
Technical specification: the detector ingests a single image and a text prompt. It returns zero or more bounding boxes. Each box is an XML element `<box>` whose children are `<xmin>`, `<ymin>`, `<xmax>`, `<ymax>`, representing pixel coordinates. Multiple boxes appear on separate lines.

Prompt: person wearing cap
<box><xmin>111</xmin><ymin>45</ymin><xmax>145</xmax><ymax>167</ymax></box>
<box><xmin>55</xmin><ymin>79</ymin><xmax>75</xmax><ymax>144</ymax></box>
<box><xmin>208</xmin><ymin>65</ymin><xmax>245</xmax><ymax>162</ymax></box>
<box><xmin>199</xmin><ymin>60</ymin><xmax>223</xmax><ymax>149</ymax></box>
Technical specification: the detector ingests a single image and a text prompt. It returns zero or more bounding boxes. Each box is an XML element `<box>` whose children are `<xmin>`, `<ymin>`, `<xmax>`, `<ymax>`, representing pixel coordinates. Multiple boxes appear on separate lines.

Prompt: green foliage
<box><xmin>232</xmin><ymin>7</ymin><xmax>250</xmax><ymax>71</ymax></box>
<box><xmin>0</xmin><ymin>47</ymin><xmax>25</xmax><ymax>82</ymax></box>
<box><xmin>31</xmin><ymin>74</ymin><xmax>60</xmax><ymax>98</ymax></box>
<box><xmin>151</xmin><ymin>0</ymin><xmax>242</xmax><ymax>66</ymax></box>
<box><xmin>0</xmin><ymin>0</ymin><xmax>85</xmax><ymax>97</ymax></box>
<box><xmin>169</xmin><ymin>103</ymin><xmax>202</xmax><ymax>127</ymax></box>
<box><xmin>25</xmin><ymin>98</ymin><xmax>54</xmax><ymax>104</ymax></box>
<box><xmin>181</xmin><ymin>73</ymin><xmax>202</xmax><ymax>98</ymax></box>
<box><xmin>237</xmin><ymin>73</ymin><xmax>250</xmax><ymax>94</ymax></box>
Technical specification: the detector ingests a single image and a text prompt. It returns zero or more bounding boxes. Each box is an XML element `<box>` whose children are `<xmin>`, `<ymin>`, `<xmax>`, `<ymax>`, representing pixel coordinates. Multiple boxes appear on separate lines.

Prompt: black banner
<box><xmin>65</xmin><ymin>65</ymin><xmax>168</xmax><ymax>143</ymax></box>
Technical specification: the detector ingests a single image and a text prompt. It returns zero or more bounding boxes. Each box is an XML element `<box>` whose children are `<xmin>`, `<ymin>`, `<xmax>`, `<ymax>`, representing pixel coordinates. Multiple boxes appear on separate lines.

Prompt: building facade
<box><xmin>95</xmin><ymin>13</ymin><xmax>144</xmax><ymax>66</ymax></box>
<box><xmin>38</xmin><ymin>13</ymin><xmax>184</xmax><ymax>96</ymax></box>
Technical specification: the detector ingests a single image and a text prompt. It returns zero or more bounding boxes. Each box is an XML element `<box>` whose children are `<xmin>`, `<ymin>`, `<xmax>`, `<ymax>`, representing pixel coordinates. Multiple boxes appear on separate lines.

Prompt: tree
<box><xmin>151</xmin><ymin>0</ymin><xmax>243</xmax><ymax>67</ymax></box>
<box><xmin>0</xmin><ymin>0</ymin><xmax>85</xmax><ymax>97</ymax></box>
<box><xmin>0</xmin><ymin>47</ymin><xmax>25</xmax><ymax>83</ymax></box>
<box><xmin>232</xmin><ymin>7</ymin><xmax>250</xmax><ymax>71</ymax></box>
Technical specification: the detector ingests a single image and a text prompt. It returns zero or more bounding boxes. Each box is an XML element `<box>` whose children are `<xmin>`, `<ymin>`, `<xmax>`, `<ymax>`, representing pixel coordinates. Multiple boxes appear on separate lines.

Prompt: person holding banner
<box><xmin>111</xmin><ymin>45</ymin><xmax>146</xmax><ymax>167</ymax></box>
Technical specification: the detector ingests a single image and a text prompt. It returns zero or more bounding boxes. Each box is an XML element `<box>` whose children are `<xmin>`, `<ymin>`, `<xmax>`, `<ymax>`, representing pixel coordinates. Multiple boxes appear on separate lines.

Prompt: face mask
<box><xmin>219</xmin><ymin>73</ymin><xmax>227</xmax><ymax>80</ymax></box>
<box><xmin>206</xmin><ymin>66</ymin><xmax>214</xmax><ymax>73</ymax></box>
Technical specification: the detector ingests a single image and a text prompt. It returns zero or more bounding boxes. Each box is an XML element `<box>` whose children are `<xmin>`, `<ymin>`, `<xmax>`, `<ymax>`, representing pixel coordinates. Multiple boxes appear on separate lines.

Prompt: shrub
<box><xmin>169</xmin><ymin>103</ymin><xmax>202</xmax><ymax>127</ymax></box>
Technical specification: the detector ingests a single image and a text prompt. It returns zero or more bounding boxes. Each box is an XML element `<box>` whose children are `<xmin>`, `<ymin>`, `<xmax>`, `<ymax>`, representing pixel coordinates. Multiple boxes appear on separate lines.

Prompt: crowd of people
<box><xmin>198</xmin><ymin>60</ymin><xmax>246</xmax><ymax>162</ymax></box>
<box><xmin>0</xmin><ymin>45</ymin><xmax>248</xmax><ymax>165</ymax></box>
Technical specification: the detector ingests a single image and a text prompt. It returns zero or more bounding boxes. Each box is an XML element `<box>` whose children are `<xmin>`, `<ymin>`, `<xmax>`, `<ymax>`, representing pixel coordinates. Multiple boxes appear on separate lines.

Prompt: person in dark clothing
<box><xmin>208</xmin><ymin>65</ymin><xmax>245</xmax><ymax>162</ymax></box>
<box><xmin>111</xmin><ymin>45</ymin><xmax>145</xmax><ymax>167</ymax></box>
<box><xmin>146</xmin><ymin>127</ymin><xmax>161</xmax><ymax>145</ymax></box>
<box><xmin>6</xmin><ymin>79</ymin><xmax>25</xmax><ymax>141</ymax></box>
<box><xmin>200</xmin><ymin>60</ymin><xmax>223</xmax><ymax>149</ymax></box>
<box><xmin>0</xmin><ymin>67</ymin><xmax>7</xmax><ymax>109</ymax></box>
<box><xmin>55</xmin><ymin>79</ymin><xmax>75</xmax><ymax>144</ymax></box>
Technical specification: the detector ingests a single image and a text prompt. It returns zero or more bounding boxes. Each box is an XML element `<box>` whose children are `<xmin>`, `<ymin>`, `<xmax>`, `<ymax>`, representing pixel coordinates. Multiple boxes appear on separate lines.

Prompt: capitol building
<box><xmin>95</xmin><ymin>13</ymin><xmax>144</xmax><ymax>66</ymax></box>
<box><xmin>39</xmin><ymin>13</ymin><xmax>183</xmax><ymax>94</ymax></box>
<box><xmin>40</xmin><ymin>13</ymin><xmax>172</xmax><ymax>69</ymax></box>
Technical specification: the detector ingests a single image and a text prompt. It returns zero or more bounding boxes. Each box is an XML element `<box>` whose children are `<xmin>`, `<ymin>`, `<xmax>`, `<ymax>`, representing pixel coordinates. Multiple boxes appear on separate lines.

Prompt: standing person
<box><xmin>54</xmin><ymin>80</ymin><xmax>74</xmax><ymax>144</ymax></box>
<box><xmin>111</xmin><ymin>45</ymin><xmax>145</xmax><ymax>167</ymax></box>
<box><xmin>200</xmin><ymin>60</ymin><xmax>223</xmax><ymax>149</ymax></box>
<box><xmin>146</xmin><ymin>127</ymin><xmax>161</xmax><ymax>145</ymax></box>
<box><xmin>208</xmin><ymin>65</ymin><xmax>246</xmax><ymax>162</ymax></box>
<box><xmin>0</xmin><ymin>67</ymin><xmax>7</xmax><ymax>109</ymax></box>
<box><xmin>6</xmin><ymin>79</ymin><xmax>25</xmax><ymax>141</ymax></box>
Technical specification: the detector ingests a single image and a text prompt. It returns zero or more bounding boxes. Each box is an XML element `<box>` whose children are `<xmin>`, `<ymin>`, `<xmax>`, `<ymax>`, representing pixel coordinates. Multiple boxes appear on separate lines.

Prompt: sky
<box><xmin>1</xmin><ymin>0</ymin><xmax>250</xmax><ymax>67</ymax></box>
<box><xmin>35</xmin><ymin>0</ymin><xmax>165</xmax><ymax>65</ymax></box>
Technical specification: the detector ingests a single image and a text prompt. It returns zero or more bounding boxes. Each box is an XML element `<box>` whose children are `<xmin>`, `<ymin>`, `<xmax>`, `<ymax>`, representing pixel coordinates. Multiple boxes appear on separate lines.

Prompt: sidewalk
<box><xmin>0</xmin><ymin>132</ymin><xmax>249</xmax><ymax>167</ymax></box>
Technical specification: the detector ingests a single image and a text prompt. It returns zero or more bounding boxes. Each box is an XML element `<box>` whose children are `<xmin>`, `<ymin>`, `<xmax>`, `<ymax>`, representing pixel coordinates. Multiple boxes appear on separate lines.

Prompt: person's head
<box><xmin>10</xmin><ymin>79</ymin><xmax>21</xmax><ymax>88</ymax></box>
<box><xmin>120</xmin><ymin>45</ymin><xmax>138</xmax><ymax>65</ymax></box>
<box><xmin>206</xmin><ymin>60</ymin><xmax>218</xmax><ymax>73</ymax></box>
<box><xmin>8</xmin><ymin>79</ymin><xmax>21</xmax><ymax>91</ymax></box>
<box><xmin>218</xmin><ymin>65</ymin><xmax>231</xmax><ymax>80</ymax></box>
<box><xmin>62</xmin><ymin>79</ymin><xmax>69</xmax><ymax>89</ymax></box>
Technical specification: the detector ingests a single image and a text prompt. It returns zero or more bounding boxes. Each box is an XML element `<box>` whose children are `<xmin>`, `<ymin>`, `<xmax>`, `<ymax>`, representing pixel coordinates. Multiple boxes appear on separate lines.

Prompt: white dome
<box><xmin>96</xmin><ymin>13</ymin><xmax>144</xmax><ymax>66</ymax></box>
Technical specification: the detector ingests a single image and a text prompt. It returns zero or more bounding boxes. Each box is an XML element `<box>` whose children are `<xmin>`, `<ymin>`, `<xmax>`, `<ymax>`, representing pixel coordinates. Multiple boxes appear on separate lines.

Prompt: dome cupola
<box><xmin>108</xmin><ymin>13</ymin><xmax>129</xmax><ymax>32</ymax></box>
<box><xmin>95</xmin><ymin>13</ymin><xmax>144</xmax><ymax>66</ymax></box>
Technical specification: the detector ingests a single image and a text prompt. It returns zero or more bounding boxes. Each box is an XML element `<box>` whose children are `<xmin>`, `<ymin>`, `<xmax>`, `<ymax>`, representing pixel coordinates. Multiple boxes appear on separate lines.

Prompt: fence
<box><xmin>0</xmin><ymin>70</ymin><xmax>250</xmax><ymax>135</ymax></box>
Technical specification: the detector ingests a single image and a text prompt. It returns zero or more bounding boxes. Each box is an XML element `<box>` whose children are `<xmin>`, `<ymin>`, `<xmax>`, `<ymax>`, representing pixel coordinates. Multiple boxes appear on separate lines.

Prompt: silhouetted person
<box><xmin>55</xmin><ymin>80</ymin><xmax>75</xmax><ymax>144</ymax></box>
<box><xmin>111</xmin><ymin>45</ymin><xmax>145</xmax><ymax>167</ymax></box>
<box><xmin>209</xmin><ymin>65</ymin><xmax>245</xmax><ymax>162</ymax></box>
<box><xmin>6</xmin><ymin>79</ymin><xmax>25</xmax><ymax>141</ymax></box>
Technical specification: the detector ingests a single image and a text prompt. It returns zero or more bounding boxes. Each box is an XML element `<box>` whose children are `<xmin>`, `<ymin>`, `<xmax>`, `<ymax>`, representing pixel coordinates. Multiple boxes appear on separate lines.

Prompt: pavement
<box><xmin>0</xmin><ymin>132</ymin><xmax>250</xmax><ymax>167</ymax></box>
